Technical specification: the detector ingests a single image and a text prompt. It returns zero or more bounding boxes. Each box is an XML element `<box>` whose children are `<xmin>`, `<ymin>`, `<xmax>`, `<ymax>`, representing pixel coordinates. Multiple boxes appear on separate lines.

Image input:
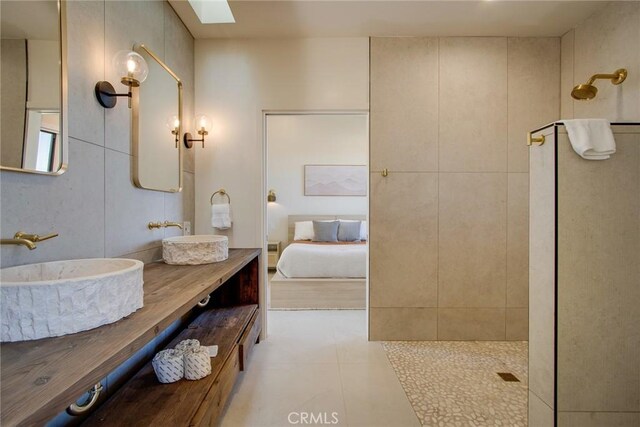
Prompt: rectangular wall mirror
<box><xmin>0</xmin><ymin>0</ymin><xmax>67</xmax><ymax>175</ymax></box>
<box><xmin>132</xmin><ymin>44</ymin><xmax>183</xmax><ymax>193</ymax></box>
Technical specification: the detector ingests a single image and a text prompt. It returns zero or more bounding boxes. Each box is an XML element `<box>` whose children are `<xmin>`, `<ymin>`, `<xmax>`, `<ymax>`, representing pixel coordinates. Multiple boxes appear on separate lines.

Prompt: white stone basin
<box><xmin>163</xmin><ymin>235</ymin><xmax>229</xmax><ymax>265</ymax></box>
<box><xmin>0</xmin><ymin>258</ymin><xmax>144</xmax><ymax>342</ymax></box>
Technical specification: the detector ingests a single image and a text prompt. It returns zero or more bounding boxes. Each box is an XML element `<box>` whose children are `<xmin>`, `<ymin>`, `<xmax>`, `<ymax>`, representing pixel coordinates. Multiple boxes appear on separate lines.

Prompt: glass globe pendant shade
<box><xmin>113</xmin><ymin>50</ymin><xmax>148</xmax><ymax>87</ymax></box>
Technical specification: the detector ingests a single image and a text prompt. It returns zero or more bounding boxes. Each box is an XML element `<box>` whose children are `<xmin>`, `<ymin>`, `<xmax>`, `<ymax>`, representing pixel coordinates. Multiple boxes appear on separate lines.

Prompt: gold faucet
<box><xmin>1</xmin><ymin>231</ymin><xmax>59</xmax><ymax>250</ymax></box>
<box><xmin>148</xmin><ymin>221</ymin><xmax>183</xmax><ymax>230</ymax></box>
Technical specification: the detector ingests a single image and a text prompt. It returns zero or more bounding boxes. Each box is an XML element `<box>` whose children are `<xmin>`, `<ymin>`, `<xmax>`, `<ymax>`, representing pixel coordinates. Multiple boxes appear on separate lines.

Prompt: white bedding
<box><xmin>276</xmin><ymin>243</ymin><xmax>367</xmax><ymax>278</ymax></box>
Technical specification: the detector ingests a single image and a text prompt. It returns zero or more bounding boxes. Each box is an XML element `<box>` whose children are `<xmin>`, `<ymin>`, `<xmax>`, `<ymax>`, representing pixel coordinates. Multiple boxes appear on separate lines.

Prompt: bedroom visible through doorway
<box><xmin>264</xmin><ymin>111</ymin><xmax>369</xmax><ymax>333</ymax></box>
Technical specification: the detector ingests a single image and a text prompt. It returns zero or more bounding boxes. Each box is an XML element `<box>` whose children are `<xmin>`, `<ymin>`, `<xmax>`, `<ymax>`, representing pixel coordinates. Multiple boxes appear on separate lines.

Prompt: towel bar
<box><xmin>210</xmin><ymin>189</ymin><xmax>231</xmax><ymax>205</ymax></box>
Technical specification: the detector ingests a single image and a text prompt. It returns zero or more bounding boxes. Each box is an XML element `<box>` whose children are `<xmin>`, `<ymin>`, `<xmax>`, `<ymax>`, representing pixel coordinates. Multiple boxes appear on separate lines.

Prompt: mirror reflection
<box><xmin>132</xmin><ymin>44</ymin><xmax>182</xmax><ymax>193</ymax></box>
<box><xmin>0</xmin><ymin>0</ymin><xmax>65</xmax><ymax>174</ymax></box>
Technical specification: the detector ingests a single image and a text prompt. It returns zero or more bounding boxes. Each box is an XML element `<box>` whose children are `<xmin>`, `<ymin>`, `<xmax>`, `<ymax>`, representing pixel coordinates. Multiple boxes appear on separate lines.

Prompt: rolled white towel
<box><xmin>152</xmin><ymin>349</ymin><xmax>184</xmax><ymax>384</ymax></box>
<box><xmin>563</xmin><ymin>119</ymin><xmax>616</xmax><ymax>160</ymax></box>
<box><xmin>211</xmin><ymin>203</ymin><xmax>232</xmax><ymax>229</ymax></box>
<box><xmin>184</xmin><ymin>347</ymin><xmax>212</xmax><ymax>380</ymax></box>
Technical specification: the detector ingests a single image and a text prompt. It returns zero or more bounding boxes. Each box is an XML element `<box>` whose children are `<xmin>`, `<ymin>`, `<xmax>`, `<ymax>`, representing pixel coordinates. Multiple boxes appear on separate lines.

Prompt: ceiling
<box><xmin>168</xmin><ymin>0</ymin><xmax>610</xmax><ymax>39</ymax></box>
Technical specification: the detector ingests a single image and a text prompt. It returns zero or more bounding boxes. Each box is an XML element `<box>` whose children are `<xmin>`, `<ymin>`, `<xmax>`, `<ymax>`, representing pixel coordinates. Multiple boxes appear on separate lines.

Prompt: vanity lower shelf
<box><xmin>0</xmin><ymin>248</ymin><xmax>261</xmax><ymax>427</ymax></box>
<box><xmin>85</xmin><ymin>304</ymin><xmax>261</xmax><ymax>426</ymax></box>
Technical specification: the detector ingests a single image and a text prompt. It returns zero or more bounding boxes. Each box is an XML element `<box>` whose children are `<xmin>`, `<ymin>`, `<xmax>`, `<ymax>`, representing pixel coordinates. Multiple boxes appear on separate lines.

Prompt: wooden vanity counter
<box><xmin>0</xmin><ymin>248</ymin><xmax>261</xmax><ymax>427</ymax></box>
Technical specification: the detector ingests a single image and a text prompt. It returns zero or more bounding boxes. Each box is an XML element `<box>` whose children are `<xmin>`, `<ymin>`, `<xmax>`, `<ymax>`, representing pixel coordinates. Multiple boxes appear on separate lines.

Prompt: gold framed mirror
<box><xmin>131</xmin><ymin>43</ymin><xmax>183</xmax><ymax>193</ymax></box>
<box><xmin>0</xmin><ymin>0</ymin><xmax>68</xmax><ymax>175</ymax></box>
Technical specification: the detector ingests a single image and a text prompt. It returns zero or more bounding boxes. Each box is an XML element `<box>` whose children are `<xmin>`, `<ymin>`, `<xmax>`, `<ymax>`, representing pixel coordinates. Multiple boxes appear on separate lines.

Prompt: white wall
<box><xmin>266</xmin><ymin>113</ymin><xmax>368</xmax><ymax>244</ymax></box>
<box><xmin>194</xmin><ymin>38</ymin><xmax>369</xmax><ymax>247</ymax></box>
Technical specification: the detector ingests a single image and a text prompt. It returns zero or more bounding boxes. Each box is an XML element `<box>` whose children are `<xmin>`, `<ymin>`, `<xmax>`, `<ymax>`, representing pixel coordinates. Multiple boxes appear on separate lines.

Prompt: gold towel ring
<box><xmin>210</xmin><ymin>189</ymin><xmax>231</xmax><ymax>205</ymax></box>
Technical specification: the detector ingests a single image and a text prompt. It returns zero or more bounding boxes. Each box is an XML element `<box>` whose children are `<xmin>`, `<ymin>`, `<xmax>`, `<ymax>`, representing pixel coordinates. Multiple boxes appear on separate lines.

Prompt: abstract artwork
<box><xmin>304</xmin><ymin>165</ymin><xmax>367</xmax><ymax>196</ymax></box>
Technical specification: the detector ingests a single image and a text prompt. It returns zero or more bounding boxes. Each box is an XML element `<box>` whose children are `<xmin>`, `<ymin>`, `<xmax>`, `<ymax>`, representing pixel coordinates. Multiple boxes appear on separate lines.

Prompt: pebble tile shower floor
<box><xmin>383</xmin><ymin>341</ymin><xmax>528</xmax><ymax>427</ymax></box>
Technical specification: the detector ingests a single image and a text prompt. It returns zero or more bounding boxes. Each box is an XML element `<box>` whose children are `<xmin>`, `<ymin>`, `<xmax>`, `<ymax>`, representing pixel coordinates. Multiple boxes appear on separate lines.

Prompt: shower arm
<box><xmin>585</xmin><ymin>69</ymin><xmax>627</xmax><ymax>86</ymax></box>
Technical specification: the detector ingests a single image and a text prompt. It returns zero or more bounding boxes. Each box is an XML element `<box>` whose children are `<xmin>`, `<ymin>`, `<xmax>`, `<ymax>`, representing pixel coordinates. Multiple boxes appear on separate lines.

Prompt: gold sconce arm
<box><xmin>527</xmin><ymin>133</ymin><xmax>545</xmax><ymax>146</ymax></box>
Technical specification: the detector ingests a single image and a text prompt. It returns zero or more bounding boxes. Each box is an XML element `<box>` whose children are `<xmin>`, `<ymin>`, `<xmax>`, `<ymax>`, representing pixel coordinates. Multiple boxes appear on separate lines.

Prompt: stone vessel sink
<box><xmin>163</xmin><ymin>235</ymin><xmax>229</xmax><ymax>265</ymax></box>
<box><xmin>0</xmin><ymin>259</ymin><xmax>144</xmax><ymax>342</ymax></box>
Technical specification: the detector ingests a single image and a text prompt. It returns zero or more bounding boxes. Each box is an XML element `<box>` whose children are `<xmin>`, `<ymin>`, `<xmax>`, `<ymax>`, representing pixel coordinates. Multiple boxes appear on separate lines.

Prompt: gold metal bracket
<box><xmin>527</xmin><ymin>133</ymin><xmax>545</xmax><ymax>146</ymax></box>
<box><xmin>381</xmin><ymin>168</ymin><xmax>389</xmax><ymax>177</ymax></box>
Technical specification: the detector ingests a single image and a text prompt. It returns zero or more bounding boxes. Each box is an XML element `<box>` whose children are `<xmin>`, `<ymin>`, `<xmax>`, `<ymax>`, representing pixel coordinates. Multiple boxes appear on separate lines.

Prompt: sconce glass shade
<box><xmin>113</xmin><ymin>50</ymin><xmax>149</xmax><ymax>86</ymax></box>
<box><xmin>166</xmin><ymin>115</ymin><xmax>180</xmax><ymax>131</ymax></box>
<box><xmin>194</xmin><ymin>114</ymin><xmax>211</xmax><ymax>133</ymax></box>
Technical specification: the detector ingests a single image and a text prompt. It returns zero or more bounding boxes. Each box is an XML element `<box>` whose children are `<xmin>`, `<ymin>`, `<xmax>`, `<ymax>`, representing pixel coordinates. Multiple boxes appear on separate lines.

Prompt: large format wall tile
<box><xmin>556</xmin><ymin>133</ymin><xmax>640</xmax><ymax>412</ymax></box>
<box><xmin>573</xmin><ymin>1</ymin><xmax>640</xmax><ymax>121</ymax></box>
<box><xmin>104</xmin><ymin>0</ymin><xmax>165</xmax><ymax>155</ymax></box>
<box><xmin>369</xmin><ymin>308</ymin><xmax>437</xmax><ymax>341</ymax></box>
<box><xmin>66</xmin><ymin>0</ymin><xmax>104</xmax><ymax>145</ymax></box>
<box><xmin>557</xmin><ymin>411</ymin><xmax>640</xmax><ymax>427</ymax></box>
<box><xmin>370</xmin><ymin>38</ymin><xmax>439</xmax><ymax>172</ymax></box>
<box><xmin>439</xmin><ymin>37</ymin><xmax>507</xmax><ymax>172</ymax></box>
<box><xmin>560</xmin><ymin>30</ymin><xmax>575</xmax><ymax>120</ymax></box>
<box><xmin>506</xmin><ymin>308</ymin><xmax>528</xmax><ymax>341</ymax></box>
<box><xmin>528</xmin><ymin>128</ymin><xmax>556</xmax><ymax>410</ymax></box>
<box><xmin>507</xmin><ymin>172</ymin><xmax>529</xmax><ymax>307</ymax></box>
<box><xmin>437</xmin><ymin>308</ymin><xmax>506</xmax><ymax>340</ymax></box>
<box><xmin>370</xmin><ymin>172</ymin><xmax>438</xmax><ymax>308</ymax></box>
<box><xmin>529</xmin><ymin>391</ymin><xmax>554</xmax><ymax>426</ymax></box>
<box><xmin>0</xmin><ymin>139</ymin><xmax>105</xmax><ymax>268</ymax></box>
<box><xmin>438</xmin><ymin>173</ymin><xmax>507</xmax><ymax>308</ymax></box>
<box><xmin>507</xmin><ymin>38</ymin><xmax>560</xmax><ymax>172</ymax></box>
<box><xmin>105</xmin><ymin>149</ymin><xmax>165</xmax><ymax>257</ymax></box>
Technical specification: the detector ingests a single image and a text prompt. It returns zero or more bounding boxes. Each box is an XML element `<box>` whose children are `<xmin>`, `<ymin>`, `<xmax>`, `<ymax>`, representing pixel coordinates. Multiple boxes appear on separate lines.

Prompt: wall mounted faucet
<box><xmin>148</xmin><ymin>221</ymin><xmax>183</xmax><ymax>230</ymax></box>
<box><xmin>1</xmin><ymin>231</ymin><xmax>59</xmax><ymax>250</ymax></box>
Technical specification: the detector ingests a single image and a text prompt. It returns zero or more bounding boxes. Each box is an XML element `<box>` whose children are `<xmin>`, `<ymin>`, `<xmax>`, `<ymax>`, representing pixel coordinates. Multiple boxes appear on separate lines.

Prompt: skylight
<box><xmin>188</xmin><ymin>0</ymin><xmax>235</xmax><ymax>24</ymax></box>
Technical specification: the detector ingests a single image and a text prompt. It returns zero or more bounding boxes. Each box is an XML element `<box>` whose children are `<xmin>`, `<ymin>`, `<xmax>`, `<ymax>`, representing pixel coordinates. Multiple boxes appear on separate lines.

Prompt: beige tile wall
<box><xmin>369</xmin><ymin>36</ymin><xmax>560</xmax><ymax>341</ymax></box>
<box><xmin>561</xmin><ymin>2</ymin><xmax>640</xmax><ymax>121</ymax></box>
<box><xmin>0</xmin><ymin>0</ymin><xmax>195</xmax><ymax>268</ymax></box>
<box><xmin>556</xmin><ymin>130</ymin><xmax>640</xmax><ymax>415</ymax></box>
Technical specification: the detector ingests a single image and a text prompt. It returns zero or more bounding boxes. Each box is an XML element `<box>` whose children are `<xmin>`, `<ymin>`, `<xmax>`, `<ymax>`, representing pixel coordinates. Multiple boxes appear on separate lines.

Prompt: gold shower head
<box><xmin>571</xmin><ymin>68</ymin><xmax>628</xmax><ymax>100</ymax></box>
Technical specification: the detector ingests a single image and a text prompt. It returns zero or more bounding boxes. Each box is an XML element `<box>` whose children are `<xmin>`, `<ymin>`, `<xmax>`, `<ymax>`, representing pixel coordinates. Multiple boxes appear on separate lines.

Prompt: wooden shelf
<box><xmin>85</xmin><ymin>305</ymin><xmax>258</xmax><ymax>426</ymax></box>
<box><xmin>0</xmin><ymin>248</ymin><xmax>261</xmax><ymax>427</ymax></box>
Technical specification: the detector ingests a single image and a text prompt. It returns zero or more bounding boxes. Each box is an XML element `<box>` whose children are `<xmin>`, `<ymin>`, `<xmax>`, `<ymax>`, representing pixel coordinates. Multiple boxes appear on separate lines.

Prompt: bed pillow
<box><xmin>293</xmin><ymin>221</ymin><xmax>314</xmax><ymax>240</ymax></box>
<box><xmin>360</xmin><ymin>220</ymin><xmax>368</xmax><ymax>241</ymax></box>
<box><xmin>339</xmin><ymin>219</ymin><xmax>368</xmax><ymax>241</ymax></box>
<box><xmin>338</xmin><ymin>220</ymin><xmax>361</xmax><ymax>242</ymax></box>
<box><xmin>312</xmin><ymin>220</ymin><xmax>339</xmax><ymax>242</ymax></box>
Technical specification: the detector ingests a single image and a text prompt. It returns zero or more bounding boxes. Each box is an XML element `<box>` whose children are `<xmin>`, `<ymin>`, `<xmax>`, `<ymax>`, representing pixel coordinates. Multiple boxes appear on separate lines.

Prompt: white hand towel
<box><xmin>211</xmin><ymin>203</ymin><xmax>232</xmax><ymax>229</ymax></box>
<box><xmin>563</xmin><ymin>119</ymin><xmax>616</xmax><ymax>160</ymax></box>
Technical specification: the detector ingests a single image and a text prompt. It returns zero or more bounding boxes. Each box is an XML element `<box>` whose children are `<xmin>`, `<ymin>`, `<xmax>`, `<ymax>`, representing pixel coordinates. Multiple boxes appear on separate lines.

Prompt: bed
<box><xmin>269</xmin><ymin>215</ymin><xmax>367</xmax><ymax>310</ymax></box>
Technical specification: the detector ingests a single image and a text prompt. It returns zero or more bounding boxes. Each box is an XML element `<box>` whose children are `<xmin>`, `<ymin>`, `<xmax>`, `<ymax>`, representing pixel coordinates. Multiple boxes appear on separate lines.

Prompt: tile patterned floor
<box><xmin>383</xmin><ymin>341</ymin><xmax>528</xmax><ymax>427</ymax></box>
<box><xmin>219</xmin><ymin>310</ymin><xmax>420</xmax><ymax>427</ymax></box>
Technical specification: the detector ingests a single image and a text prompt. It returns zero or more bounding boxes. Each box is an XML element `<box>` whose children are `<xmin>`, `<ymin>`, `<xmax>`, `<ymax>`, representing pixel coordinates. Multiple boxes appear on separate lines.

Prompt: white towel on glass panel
<box><xmin>563</xmin><ymin>119</ymin><xmax>616</xmax><ymax>160</ymax></box>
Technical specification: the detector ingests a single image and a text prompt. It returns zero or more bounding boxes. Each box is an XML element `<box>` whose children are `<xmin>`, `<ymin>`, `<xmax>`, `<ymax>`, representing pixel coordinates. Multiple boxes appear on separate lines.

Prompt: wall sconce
<box><xmin>166</xmin><ymin>115</ymin><xmax>180</xmax><ymax>148</ymax></box>
<box><xmin>267</xmin><ymin>189</ymin><xmax>277</xmax><ymax>203</ymax></box>
<box><xmin>183</xmin><ymin>114</ymin><xmax>211</xmax><ymax>148</ymax></box>
<box><xmin>95</xmin><ymin>50</ymin><xmax>149</xmax><ymax>109</ymax></box>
